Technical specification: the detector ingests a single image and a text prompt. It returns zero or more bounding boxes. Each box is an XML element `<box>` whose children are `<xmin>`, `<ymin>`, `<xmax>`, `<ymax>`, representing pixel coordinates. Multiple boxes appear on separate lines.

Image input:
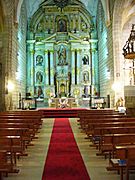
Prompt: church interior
<box><xmin>1</xmin><ymin>0</ymin><xmax>135</xmax><ymax>179</ymax></box>
<box><xmin>0</xmin><ymin>0</ymin><xmax>135</xmax><ymax>111</ymax></box>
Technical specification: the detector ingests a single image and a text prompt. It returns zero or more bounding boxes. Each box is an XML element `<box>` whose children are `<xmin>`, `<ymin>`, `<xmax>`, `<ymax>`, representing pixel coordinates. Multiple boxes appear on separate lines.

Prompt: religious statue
<box><xmin>58</xmin><ymin>19</ymin><xmax>67</xmax><ymax>32</ymax></box>
<box><xmin>82</xmin><ymin>55</ymin><xmax>89</xmax><ymax>65</ymax></box>
<box><xmin>115</xmin><ymin>97</ymin><xmax>124</xmax><ymax>110</ymax></box>
<box><xmin>57</xmin><ymin>45</ymin><xmax>67</xmax><ymax>65</ymax></box>
<box><xmin>83</xmin><ymin>71</ymin><xmax>89</xmax><ymax>82</ymax></box>
<box><xmin>37</xmin><ymin>86</ymin><xmax>44</xmax><ymax>98</ymax></box>
<box><xmin>36</xmin><ymin>71</ymin><xmax>43</xmax><ymax>83</ymax></box>
<box><xmin>36</xmin><ymin>55</ymin><xmax>43</xmax><ymax>66</ymax></box>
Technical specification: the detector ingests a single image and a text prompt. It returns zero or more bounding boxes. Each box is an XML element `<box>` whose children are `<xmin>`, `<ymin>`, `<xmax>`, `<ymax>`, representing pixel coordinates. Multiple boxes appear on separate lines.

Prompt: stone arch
<box><xmin>16</xmin><ymin>0</ymin><xmax>23</xmax><ymax>24</ymax></box>
<box><xmin>100</xmin><ymin>0</ymin><xmax>110</xmax><ymax>26</ymax></box>
<box><xmin>0</xmin><ymin>0</ymin><xmax>4</xmax><ymax>32</ymax></box>
<box><xmin>112</xmin><ymin>0</ymin><xmax>124</xmax><ymax>83</ymax></box>
<box><xmin>112</xmin><ymin>0</ymin><xmax>135</xmax><ymax>104</ymax></box>
<box><xmin>0</xmin><ymin>0</ymin><xmax>6</xmax><ymax>111</ymax></box>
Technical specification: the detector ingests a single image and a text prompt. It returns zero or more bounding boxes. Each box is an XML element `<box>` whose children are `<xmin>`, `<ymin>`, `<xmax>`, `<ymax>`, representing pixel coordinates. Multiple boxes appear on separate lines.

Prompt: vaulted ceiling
<box><xmin>25</xmin><ymin>0</ymin><xmax>98</xmax><ymax>18</ymax></box>
<box><xmin>16</xmin><ymin>0</ymin><xmax>111</xmax><ymax>26</ymax></box>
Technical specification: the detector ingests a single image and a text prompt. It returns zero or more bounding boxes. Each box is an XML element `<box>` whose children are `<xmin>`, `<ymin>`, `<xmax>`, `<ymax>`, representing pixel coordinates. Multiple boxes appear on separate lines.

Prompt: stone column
<box><xmin>90</xmin><ymin>40</ymin><xmax>98</xmax><ymax>88</ymax></box>
<box><xmin>50</xmin><ymin>50</ymin><xmax>54</xmax><ymax>85</ymax></box>
<box><xmin>57</xmin><ymin>81</ymin><xmax>59</xmax><ymax>95</ymax></box>
<box><xmin>30</xmin><ymin>49</ymin><xmax>35</xmax><ymax>87</ymax></box>
<box><xmin>77</xmin><ymin>49</ymin><xmax>80</xmax><ymax>84</ymax></box>
<box><xmin>45</xmin><ymin>50</ymin><xmax>49</xmax><ymax>85</ymax></box>
<box><xmin>71</xmin><ymin>49</ymin><xmax>75</xmax><ymax>84</ymax></box>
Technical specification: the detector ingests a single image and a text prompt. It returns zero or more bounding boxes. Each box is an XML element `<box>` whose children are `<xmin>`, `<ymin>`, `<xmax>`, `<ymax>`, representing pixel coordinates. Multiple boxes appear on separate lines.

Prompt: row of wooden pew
<box><xmin>78</xmin><ymin>109</ymin><xmax>135</xmax><ymax>180</ymax></box>
<box><xmin>0</xmin><ymin>110</ymin><xmax>43</xmax><ymax>180</ymax></box>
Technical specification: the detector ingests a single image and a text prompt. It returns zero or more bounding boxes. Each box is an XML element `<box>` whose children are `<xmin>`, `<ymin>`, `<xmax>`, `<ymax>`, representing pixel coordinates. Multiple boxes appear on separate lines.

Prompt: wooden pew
<box><xmin>0</xmin><ymin>110</ymin><xmax>43</xmax><ymax>179</ymax></box>
<box><xmin>0</xmin><ymin>136</ymin><xmax>23</xmax><ymax>165</ymax></box>
<box><xmin>78</xmin><ymin>115</ymin><xmax>130</xmax><ymax>131</ymax></box>
<box><xmin>93</xmin><ymin>126</ymin><xmax>135</xmax><ymax>137</ymax></box>
<box><xmin>99</xmin><ymin>133</ymin><xmax>135</xmax><ymax>159</ymax></box>
<box><xmin>0</xmin><ymin>150</ymin><xmax>13</xmax><ymax>180</ymax></box>
<box><xmin>0</xmin><ymin>128</ymin><xmax>31</xmax><ymax>151</ymax></box>
<box><xmin>0</xmin><ymin>118</ymin><xmax>42</xmax><ymax>131</ymax></box>
<box><xmin>0</xmin><ymin>123</ymin><xmax>37</xmax><ymax>138</ymax></box>
<box><xmin>89</xmin><ymin>122</ymin><xmax>135</xmax><ymax>149</ymax></box>
<box><xmin>0</xmin><ymin>110</ymin><xmax>42</xmax><ymax>116</ymax></box>
<box><xmin>107</xmin><ymin>145</ymin><xmax>135</xmax><ymax>180</ymax></box>
<box><xmin>86</xmin><ymin>121</ymin><xmax>135</xmax><ymax>136</ymax></box>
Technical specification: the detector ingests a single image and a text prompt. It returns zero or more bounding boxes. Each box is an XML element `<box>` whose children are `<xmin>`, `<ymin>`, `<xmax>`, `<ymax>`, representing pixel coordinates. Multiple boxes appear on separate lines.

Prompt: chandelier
<box><xmin>53</xmin><ymin>0</ymin><xmax>70</xmax><ymax>10</ymax></box>
<box><xmin>123</xmin><ymin>24</ymin><xmax>135</xmax><ymax>59</ymax></box>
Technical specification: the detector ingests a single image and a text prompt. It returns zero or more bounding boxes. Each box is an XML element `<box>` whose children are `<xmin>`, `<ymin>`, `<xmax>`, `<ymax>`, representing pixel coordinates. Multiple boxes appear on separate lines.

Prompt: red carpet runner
<box><xmin>42</xmin><ymin>118</ymin><xmax>90</xmax><ymax>180</ymax></box>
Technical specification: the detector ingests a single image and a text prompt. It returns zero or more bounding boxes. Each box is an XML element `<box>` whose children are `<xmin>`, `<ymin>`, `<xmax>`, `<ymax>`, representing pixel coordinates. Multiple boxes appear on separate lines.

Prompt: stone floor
<box><xmin>3</xmin><ymin>118</ymin><xmax>135</xmax><ymax>180</ymax></box>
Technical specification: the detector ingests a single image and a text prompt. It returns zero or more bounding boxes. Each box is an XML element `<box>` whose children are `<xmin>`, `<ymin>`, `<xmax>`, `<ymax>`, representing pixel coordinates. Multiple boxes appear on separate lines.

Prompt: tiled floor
<box><xmin>3</xmin><ymin>118</ymin><xmax>135</xmax><ymax>180</ymax></box>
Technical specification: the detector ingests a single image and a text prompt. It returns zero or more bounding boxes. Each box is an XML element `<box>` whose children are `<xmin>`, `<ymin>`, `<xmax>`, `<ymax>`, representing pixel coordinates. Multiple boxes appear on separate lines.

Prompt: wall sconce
<box><xmin>7</xmin><ymin>80</ymin><xmax>15</xmax><ymax>93</ymax></box>
<box><xmin>16</xmin><ymin>71</ymin><xmax>20</xmax><ymax>80</ymax></box>
<box><xmin>112</xmin><ymin>81</ymin><xmax>122</xmax><ymax>92</ymax></box>
<box><xmin>106</xmin><ymin>69</ymin><xmax>110</xmax><ymax>79</ymax></box>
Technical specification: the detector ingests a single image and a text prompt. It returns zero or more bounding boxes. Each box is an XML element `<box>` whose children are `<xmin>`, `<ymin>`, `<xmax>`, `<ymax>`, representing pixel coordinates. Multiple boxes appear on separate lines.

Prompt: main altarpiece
<box><xmin>26</xmin><ymin>0</ymin><xmax>99</xmax><ymax>106</ymax></box>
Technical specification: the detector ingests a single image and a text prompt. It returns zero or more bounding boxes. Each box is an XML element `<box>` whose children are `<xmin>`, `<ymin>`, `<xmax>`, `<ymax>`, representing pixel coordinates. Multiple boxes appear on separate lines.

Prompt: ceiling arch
<box><xmin>16</xmin><ymin>0</ymin><xmax>110</xmax><ymax>27</ymax></box>
<box><xmin>25</xmin><ymin>0</ymin><xmax>98</xmax><ymax>18</ymax></box>
<box><xmin>0</xmin><ymin>0</ymin><xmax>4</xmax><ymax>32</ymax></box>
<box><xmin>16</xmin><ymin>0</ymin><xmax>98</xmax><ymax>23</ymax></box>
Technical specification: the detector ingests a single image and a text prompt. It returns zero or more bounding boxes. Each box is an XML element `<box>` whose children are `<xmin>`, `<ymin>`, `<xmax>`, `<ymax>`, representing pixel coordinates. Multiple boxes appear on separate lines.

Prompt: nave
<box><xmin>2</xmin><ymin>117</ymin><xmax>121</xmax><ymax>180</ymax></box>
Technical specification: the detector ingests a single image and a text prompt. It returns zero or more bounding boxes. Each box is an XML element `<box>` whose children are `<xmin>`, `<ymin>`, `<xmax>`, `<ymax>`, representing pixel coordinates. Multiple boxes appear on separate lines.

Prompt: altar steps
<box><xmin>39</xmin><ymin>108</ymin><xmax>86</xmax><ymax>118</ymax></box>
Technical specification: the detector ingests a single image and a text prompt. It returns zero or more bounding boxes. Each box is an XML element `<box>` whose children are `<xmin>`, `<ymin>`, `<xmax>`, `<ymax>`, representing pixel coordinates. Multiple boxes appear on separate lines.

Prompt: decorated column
<box><xmin>50</xmin><ymin>50</ymin><xmax>54</xmax><ymax>85</ymax></box>
<box><xmin>27</xmin><ymin>41</ymin><xmax>35</xmax><ymax>89</ymax></box>
<box><xmin>77</xmin><ymin>49</ymin><xmax>80</xmax><ymax>84</ymax></box>
<box><xmin>91</xmin><ymin>39</ymin><xmax>99</xmax><ymax>94</ymax></box>
<box><xmin>30</xmin><ymin>49</ymin><xmax>35</xmax><ymax>87</ymax></box>
<box><xmin>71</xmin><ymin>49</ymin><xmax>75</xmax><ymax>84</ymax></box>
<box><xmin>45</xmin><ymin>50</ymin><xmax>49</xmax><ymax>85</ymax></box>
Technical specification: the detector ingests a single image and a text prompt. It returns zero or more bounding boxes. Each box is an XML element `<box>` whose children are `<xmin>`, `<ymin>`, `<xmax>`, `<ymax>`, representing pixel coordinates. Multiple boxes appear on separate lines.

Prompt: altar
<box><xmin>49</xmin><ymin>98</ymin><xmax>77</xmax><ymax>108</ymax></box>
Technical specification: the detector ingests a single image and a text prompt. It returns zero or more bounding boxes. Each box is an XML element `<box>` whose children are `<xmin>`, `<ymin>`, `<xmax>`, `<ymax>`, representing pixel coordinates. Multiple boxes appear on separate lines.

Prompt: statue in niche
<box><xmin>82</xmin><ymin>55</ymin><xmax>89</xmax><ymax>65</ymax></box>
<box><xmin>83</xmin><ymin>71</ymin><xmax>89</xmax><ymax>82</ymax></box>
<box><xmin>84</xmin><ymin>85</ymin><xmax>89</xmax><ymax>97</ymax></box>
<box><xmin>36</xmin><ymin>71</ymin><xmax>43</xmax><ymax>83</ymax></box>
<box><xmin>36</xmin><ymin>55</ymin><xmax>43</xmax><ymax>66</ymax></box>
<box><xmin>58</xmin><ymin>19</ymin><xmax>67</xmax><ymax>32</ymax></box>
<box><xmin>57</xmin><ymin>45</ymin><xmax>67</xmax><ymax>65</ymax></box>
<box><xmin>37</xmin><ymin>86</ymin><xmax>44</xmax><ymax>98</ymax></box>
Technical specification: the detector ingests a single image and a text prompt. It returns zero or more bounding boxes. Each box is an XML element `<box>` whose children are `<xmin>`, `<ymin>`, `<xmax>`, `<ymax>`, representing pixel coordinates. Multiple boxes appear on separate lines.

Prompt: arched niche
<box><xmin>56</xmin><ymin>15</ymin><xmax>69</xmax><ymax>32</ymax></box>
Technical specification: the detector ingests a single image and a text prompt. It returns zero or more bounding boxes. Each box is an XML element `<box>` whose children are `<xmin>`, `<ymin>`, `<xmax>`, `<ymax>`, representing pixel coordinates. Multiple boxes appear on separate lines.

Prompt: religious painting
<box><xmin>59</xmin><ymin>83</ymin><xmax>66</xmax><ymax>97</ymax></box>
<box><xmin>57</xmin><ymin>19</ymin><xmax>67</xmax><ymax>32</ymax></box>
